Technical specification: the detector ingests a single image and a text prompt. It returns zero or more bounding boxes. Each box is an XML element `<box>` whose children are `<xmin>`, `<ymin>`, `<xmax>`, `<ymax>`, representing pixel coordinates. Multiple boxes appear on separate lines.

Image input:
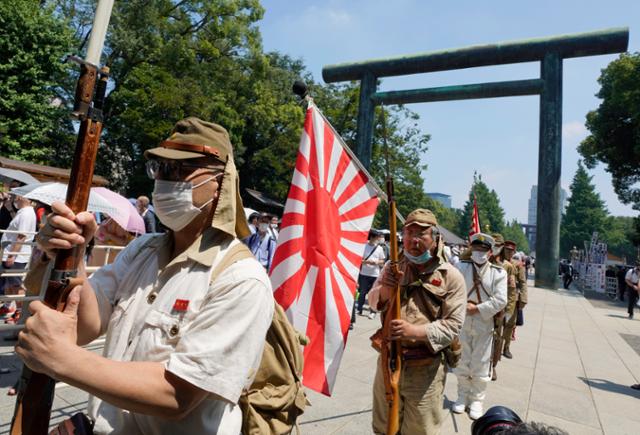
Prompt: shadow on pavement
<box><xmin>579</xmin><ymin>291</ymin><xmax>631</xmax><ymax>312</ymax></box>
<box><xmin>607</xmin><ymin>314</ymin><xmax>632</xmax><ymax>319</ymax></box>
<box><xmin>444</xmin><ymin>394</ymin><xmax>463</xmax><ymax>433</ymax></box>
<box><xmin>0</xmin><ymin>355</ymin><xmax>20</xmax><ymax>388</ymax></box>
<box><xmin>580</xmin><ymin>377</ymin><xmax>640</xmax><ymax>399</ymax></box>
<box><xmin>300</xmin><ymin>408</ymin><xmax>372</xmax><ymax>425</ymax></box>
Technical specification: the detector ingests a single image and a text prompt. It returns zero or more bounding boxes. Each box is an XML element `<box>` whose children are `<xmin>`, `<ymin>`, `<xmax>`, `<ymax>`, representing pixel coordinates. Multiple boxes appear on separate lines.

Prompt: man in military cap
<box><xmin>15</xmin><ymin>118</ymin><xmax>274</xmax><ymax>434</ymax></box>
<box><xmin>500</xmin><ymin>240</ymin><xmax>519</xmax><ymax>359</ymax></box>
<box><xmin>452</xmin><ymin>233</ymin><xmax>507</xmax><ymax>420</ymax></box>
<box><xmin>368</xmin><ymin>208</ymin><xmax>466</xmax><ymax>435</ymax></box>
<box><xmin>489</xmin><ymin>234</ymin><xmax>516</xmax><ymax>373</ymax></box>
<box><xmin>506</xmin><ymin>252</ymin><xmax>528</xmax><ymax>349</ymax></box>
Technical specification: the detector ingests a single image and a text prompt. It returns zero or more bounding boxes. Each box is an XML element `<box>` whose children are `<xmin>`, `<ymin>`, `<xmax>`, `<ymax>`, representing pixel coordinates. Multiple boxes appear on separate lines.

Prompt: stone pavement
<box><xmin>1</xmin><ymin>281</ymin><xmax>640</xmax><ymax>433</ymax></box>
<box><xmin>298</xmin><ymin>281</ymin><xmax>640</xmax><ymax>435</ymax></box>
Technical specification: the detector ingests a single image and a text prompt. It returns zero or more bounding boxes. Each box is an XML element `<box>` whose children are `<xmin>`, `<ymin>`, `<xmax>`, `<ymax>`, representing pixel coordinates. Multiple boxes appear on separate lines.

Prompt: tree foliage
<box><xmin>502</xmin><ymin>220</ymin><xmax>529</xmax><ymax>253</ymax></box>
<box><xmin>0</xmin><ymin>0</ymin><xmax>74</xmax><ymax>163</ymax></box>
<box><xmin>603</xmin><ymin>216</ymin><xmax>637</xmax><ymax>262</ymax></box>
<box><xmin>8</xmin><ymin>0</ymin><xmax>458</xmax><ymax>233</ymax></box>
<box><xmin>311</xmin><ymin>82</ymin><xmax>460</xmax><ymax>233</ymax></box>
<box><xmin>579</xmin><ymin>53</ymin><xmax>640</xmax><ymax>210</ymax></box>
<box><xmin>44</xmin><ymin>0</ymin><xmax>267</xmax><ymax>193</ymax></box>
<box><xmin>560</xmin><ymin>161</ymin><xmax>609</xmax><ymax>257</ymax></box>
<box><xmin>458</xmin><ymin>177</ymin><xmax>506</xmax><ymax>237</ymax></box>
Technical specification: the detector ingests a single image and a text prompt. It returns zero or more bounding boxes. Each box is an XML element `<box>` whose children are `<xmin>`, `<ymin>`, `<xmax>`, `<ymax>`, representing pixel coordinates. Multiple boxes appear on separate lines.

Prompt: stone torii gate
<box><xmin>322</xmin><ymin>27</ymin><xmax>628</xmax><ymax>289</ymax></box>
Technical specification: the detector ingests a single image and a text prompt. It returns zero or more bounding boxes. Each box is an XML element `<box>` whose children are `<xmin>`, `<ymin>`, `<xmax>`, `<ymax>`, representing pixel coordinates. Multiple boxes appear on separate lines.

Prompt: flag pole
<box><xmin>292</xmin><ymin>81</ymin><xmax>405</xmax><ymax>224</ymax></box>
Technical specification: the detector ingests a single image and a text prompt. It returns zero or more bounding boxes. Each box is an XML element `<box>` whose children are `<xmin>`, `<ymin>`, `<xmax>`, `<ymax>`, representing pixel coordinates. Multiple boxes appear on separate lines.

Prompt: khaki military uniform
<box><xmin>371</xmin><ymin>256</ymin><xmax>466</xmax><ymax>435</ymax></box>
<box><xmin>499</xmin><ymin>259</ymin><xmax>517</xmax><ymax>332</ymax></box>
<box><xmin>516</xmin><ymin>262</ymin><xmax>528</xmax><ymax>306</ymax></box>
<box><xmin>503</xmin><ymin>261</ymin><xmax>527</xmax><ymax>353</ymax></box>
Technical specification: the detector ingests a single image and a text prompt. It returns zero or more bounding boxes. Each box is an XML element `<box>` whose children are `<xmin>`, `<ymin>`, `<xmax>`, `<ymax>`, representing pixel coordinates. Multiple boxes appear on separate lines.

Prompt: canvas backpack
<box><xmin>210</xmin><ymin>242</ymin><xmax>308</xmax><ymax>435</ymax></box>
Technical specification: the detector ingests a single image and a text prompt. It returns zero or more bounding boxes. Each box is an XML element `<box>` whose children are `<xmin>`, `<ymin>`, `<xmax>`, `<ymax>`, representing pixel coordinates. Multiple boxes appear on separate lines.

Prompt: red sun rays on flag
<box><xmin>270</xmin><ymin>104</ymin><xmax>379</xmax><ymax>396</ymax></box>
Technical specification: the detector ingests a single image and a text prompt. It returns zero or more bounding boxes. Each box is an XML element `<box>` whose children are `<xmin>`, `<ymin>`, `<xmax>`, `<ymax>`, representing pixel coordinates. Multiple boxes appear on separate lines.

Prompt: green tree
<box><xmin>41</xmin><ymin>0</ymin><xmax>445</xmax><ymax>220</ymax></box>
<box><xmin>579</xmin><ymin>53</ymin><xmax>640</xmax><ymax>210</ymax></box>
<box><xmin>0</xmin><ymin>0</ymin><xmax>74</xmax><ymax>163</ymax></box>
<box><xmin>313</xmin><ymin>82</ymin><xmax>460</xmax><ymax>232</ymax></box>
<box><xmin>602</xmin><ymin>216</ymin><xmax>637</xmax><ymax>262</ymax></box>
<box><xmin>502</xmin><ymin>220</ymin><xmax>530</xmax><ymax>253</ymax></box>
<box><xmin>560</xmin><ymin>161</ymin><xmax>609</xmax><ymax>257</ymax></box>
<box><xmin>458</xmin><ymin>176</ymin><xmax>506</xmax><ymax>237</ymax></box>
<box><xmin>47</xmin><ymin>0</ymin><xmax>267</xmax><ymax>193</ymax></box>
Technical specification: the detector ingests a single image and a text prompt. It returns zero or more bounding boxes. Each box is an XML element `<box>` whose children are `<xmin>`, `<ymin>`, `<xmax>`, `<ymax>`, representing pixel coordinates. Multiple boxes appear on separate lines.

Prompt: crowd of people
<box><xmin>0</xmin><ymin>185</ymin><xmax>38</xmax><ymax>326</ymax></box>
<box><xmin>0</xmin><ymin>117</ymin><xmax>565</xmax><ymax>434</ymax></box>
<box><xmin>354</xmin><ymin>211</ymin><xmax>533</xmax><ymax>433</ymax></box>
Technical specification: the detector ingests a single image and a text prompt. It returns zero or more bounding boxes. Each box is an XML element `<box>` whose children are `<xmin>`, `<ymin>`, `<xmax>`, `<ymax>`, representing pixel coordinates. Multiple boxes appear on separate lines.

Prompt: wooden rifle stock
<box><xmin>10</xmin><ymin>62</ymin><xmax>109</xmax><ymax>435</ymax></box>
<box><xmin>381</xmin><ymin>177</ymin><xmax>401</xmax><ymax>435</ymax></box>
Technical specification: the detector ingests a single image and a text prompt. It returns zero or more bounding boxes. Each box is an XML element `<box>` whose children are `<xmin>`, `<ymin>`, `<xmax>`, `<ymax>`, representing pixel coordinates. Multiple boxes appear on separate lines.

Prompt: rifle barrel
<box><xmin>10</xmin><ymin>11</ymin><xmax>112</xmax><ymax>431</ymax></box>
<box><xmin>385</xmin><ymin>177</ymin><xmax>402</xmax><ymax>435</ymax></box>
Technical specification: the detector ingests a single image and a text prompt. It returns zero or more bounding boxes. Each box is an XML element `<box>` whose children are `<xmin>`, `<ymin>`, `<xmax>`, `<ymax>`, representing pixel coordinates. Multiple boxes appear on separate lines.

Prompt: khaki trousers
<box><xmin>372</xmin><ymin>355</ymin><xmax>446</xmax><ymax>435</ymax></box>
<box><xmin>502</xmin><ymin>306</ymin><xmax>517</xmax><ymax>352</ymax></box>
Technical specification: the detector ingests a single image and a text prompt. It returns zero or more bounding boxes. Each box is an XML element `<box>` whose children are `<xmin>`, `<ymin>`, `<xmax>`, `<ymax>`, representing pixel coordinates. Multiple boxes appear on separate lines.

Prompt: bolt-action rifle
<box><xmin>490</xmin><ymin>314</ymin><xmax>503</xmax><ymax>381</ymax></box>
<box><xmin>10</xmin><ymin>1</ymin><xmax>114</xmax><ymax>433</ymax></box>
<box><xmin>378</xmin><ymin>102</ymin><xmax>401</xmax><ymax>435</ymax></box>
<box><xmin>380</xmin><ymin>176</ymin><xmax>402</xmax><ymax>435</ymax></box>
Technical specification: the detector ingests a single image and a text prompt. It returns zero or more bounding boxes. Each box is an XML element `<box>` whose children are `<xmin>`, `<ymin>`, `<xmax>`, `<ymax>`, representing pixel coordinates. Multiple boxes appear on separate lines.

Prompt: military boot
<box><xmin>503</xmin><ymin>346</ymin><xmax>513</xmax><ymax>359</ymax></box>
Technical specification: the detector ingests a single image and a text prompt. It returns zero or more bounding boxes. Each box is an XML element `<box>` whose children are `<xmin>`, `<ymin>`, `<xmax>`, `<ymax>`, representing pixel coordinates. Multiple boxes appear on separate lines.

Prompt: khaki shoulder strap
<box><xmin>469</xmin><ymin>264</ymin><xmax>490</xmax><ymax>301</ymax></box>
<box><xmin>210</xmin><ymin>242</ymin><xmax>254</xmax><ymax>283</ymax></box>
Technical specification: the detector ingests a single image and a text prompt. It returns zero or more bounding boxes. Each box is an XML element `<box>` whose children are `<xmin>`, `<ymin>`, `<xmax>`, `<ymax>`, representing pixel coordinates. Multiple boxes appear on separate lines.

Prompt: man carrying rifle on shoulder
<box><xmin>451</xmin><ymin>233</ymin><xmax>507</xmax><ymax>420</ymax></box>
<box><xmin>15</xmin><ymin>118</ymin><xmax>274</xmax><ymax>434</ymax></box>
<box><xmin>368</xmin><ymin>209</ymin><xmax>466</xmax><ymax>435</ymax></box>
<box><xmin>490</xmin><ymin>234</ymin><xmax>517</xmax><ymax>368</ymax></box>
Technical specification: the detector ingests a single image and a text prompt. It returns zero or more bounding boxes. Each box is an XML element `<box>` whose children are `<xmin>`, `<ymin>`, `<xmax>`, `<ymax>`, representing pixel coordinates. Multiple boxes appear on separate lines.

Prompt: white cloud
<box><xmin>326</xmin><ymin>8</ymin><xmax>352</xmax><ymax>25</ymax></box>
<box><xmin>562</xmin><ymin>121</ymin><xmax>588</xmax><ymax>142</ymax></box>
<box><xmin>301</xmin><ymin>6</ymin><xmax>352</xmax><ymax>28</ymax></box>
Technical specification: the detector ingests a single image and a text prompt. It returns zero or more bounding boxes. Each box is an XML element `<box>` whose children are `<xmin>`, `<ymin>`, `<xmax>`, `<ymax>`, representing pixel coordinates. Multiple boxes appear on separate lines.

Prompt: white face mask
<box><xmin>471</xmin><ymin>250</ymin><xmax>490</xmax><ymax>265</ymax></box>
<box><xmin>259</xmin><ymin>223</ymin><xmax>270</xmax><ymax>232</ymax></box>
<box><xmin>152</xmin><ymin>176</ymin><xmax>216</xmax><ymax>231</ymax></box>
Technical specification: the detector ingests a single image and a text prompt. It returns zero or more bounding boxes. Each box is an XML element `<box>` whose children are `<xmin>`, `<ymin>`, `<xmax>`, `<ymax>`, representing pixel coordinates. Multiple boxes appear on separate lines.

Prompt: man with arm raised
<box><xmin>15</xmin><ymin>118</ymin><xmax>274</xmax><ymax>434</ymax></box>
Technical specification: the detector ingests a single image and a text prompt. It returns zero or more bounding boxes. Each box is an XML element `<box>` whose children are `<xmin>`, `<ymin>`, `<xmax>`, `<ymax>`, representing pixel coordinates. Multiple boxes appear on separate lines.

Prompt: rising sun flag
<box><xmin>470</xmin><ymin>192</ymin><xmax>481</xmax><ymax>238</ymax></box>
<box><xmin>269</xmin><ymin>102</ymin><xmax>380</xmax><ymax>395</ymax></box>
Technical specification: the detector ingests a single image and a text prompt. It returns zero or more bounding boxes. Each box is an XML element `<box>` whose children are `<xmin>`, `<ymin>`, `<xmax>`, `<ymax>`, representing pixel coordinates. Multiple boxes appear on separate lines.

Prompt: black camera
<box><xmin>471</xmin><ymin>406</ymin><xmax>522</xmax><ymax>435</ymax></box>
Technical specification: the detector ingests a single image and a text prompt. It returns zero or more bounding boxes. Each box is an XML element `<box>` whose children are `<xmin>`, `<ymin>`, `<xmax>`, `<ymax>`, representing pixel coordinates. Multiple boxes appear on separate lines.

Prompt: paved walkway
<box><xmin>1</xmin><ymin>281</ymin><xmax>640</xmax><ymax>433</ymax></box>
<box><xmin>298</xmin><ymin>282</ymin><xmax>640</xmax><ymax>435</ymax></box>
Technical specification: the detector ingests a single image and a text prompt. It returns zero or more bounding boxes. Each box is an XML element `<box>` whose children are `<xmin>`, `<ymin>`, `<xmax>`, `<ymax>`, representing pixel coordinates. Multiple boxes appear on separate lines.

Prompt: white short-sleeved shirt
<box><xmin>626</xmin><ymin>268</ymin><xmax>639</xmax><ymax>285</ymax></box>
<box><xmin>360</xmin><ymin>244</ymin><xmax>385</xmax><ymax>278</ymax></box>
<box><xmin>1</xmin><ymin>206</ymin><xmax>36</xmax><ymax>263</ymax></box>
<box><xmin>87</xmin><ymin>229</ymin><xmax>274</xmax><ymax>435</ymax></box>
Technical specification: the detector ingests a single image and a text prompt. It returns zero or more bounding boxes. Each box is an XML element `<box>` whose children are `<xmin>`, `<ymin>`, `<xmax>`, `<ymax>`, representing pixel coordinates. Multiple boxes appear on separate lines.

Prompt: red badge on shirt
<box><xmin>173</xmin><ymin>299</ymin><xmax>189</xmax><ymax>312</ymax></box>
<box><xmin>430</xmin><ymin>278</ymin><xmax>442</xmax><ymax>287</ymax></box>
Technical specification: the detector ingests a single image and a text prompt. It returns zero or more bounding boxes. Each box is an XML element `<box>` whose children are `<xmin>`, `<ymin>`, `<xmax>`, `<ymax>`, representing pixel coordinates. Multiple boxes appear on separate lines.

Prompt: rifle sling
<box><xmin>469</xmin><ymin>264</ymin><xmax>490</xmax><ymax>304</ymax></box>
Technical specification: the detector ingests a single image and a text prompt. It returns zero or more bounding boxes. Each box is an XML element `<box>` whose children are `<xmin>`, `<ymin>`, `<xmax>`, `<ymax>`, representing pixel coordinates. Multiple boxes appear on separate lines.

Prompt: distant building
<box><xmin>526</xmin><ymin>185</ymin><xmax>567</xmax><ymax>250</ymax></box>
<box><xmin>427</xmin><ymin>192</ymin><xmax>452</xmax><ymax>209</ymax></box>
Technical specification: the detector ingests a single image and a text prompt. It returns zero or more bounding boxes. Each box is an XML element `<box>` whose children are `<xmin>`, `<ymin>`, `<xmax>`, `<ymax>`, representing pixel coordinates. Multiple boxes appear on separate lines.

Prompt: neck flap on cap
<box><xmin>211</xmin><ymin>155</ymin><xmax>250</xmax><ymax>239</ymax></box>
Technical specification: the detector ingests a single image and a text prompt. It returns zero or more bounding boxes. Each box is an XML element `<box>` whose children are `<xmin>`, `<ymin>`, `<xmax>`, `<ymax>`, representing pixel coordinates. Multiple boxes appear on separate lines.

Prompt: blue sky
<box><xmin>257</xmin><ymin>0</ymin><xmax>640</xmax><ymax>222</ymax></box>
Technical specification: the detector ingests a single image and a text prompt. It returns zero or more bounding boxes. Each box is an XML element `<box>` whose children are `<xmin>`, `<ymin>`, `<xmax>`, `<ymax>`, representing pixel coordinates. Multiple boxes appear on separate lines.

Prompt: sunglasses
<box><xmin>145</xmin><ymin>159</ymin><xmax>224</xmax><ymax>180</ymax></box>
<box><xmin>403</xmin><ymin>227</ymin><xmax>432</xmax><ymax>239</ymax></box>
